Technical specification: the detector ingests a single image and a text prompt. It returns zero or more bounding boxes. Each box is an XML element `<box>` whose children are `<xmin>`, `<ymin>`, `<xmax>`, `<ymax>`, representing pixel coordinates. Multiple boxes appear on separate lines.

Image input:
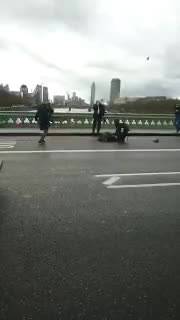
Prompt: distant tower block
<box><xmin>90</xmin><ymin>82</ymin><xmax>96</xmax><ymax>107</ymax></box>
<box><xmin>20</xmin><ymin>84</ymin><xmax>28</xmax><ymax>98</ymax></box>
<box><xmin>110</xmin><ymin>79</ymin><xmax>121</xmax><ymax>107</ymax></box>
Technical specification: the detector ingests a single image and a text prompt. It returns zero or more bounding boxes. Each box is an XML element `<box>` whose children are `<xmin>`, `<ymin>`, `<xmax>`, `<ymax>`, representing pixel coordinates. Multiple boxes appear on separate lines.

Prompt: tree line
<box><xmin>112</xmin><ymin>99</ymin><xmax>178</xmax><ymax>114</ymax></box>
<box><xmin>0</xmin><ymin>90</ymin><xmax>32</xmax><ymax>109</ymax></box>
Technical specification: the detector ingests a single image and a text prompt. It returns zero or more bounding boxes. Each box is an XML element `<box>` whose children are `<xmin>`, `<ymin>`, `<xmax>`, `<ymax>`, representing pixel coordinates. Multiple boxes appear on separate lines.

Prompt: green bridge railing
<box><xmin>0</xmin><ymin>111</ymin><xmax>175</xmax><ymax>130</ymax></box>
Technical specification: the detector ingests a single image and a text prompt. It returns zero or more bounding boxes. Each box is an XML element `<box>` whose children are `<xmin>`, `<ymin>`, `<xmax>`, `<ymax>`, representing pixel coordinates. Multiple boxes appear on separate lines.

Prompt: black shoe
<box><xmin>38</xmin><ymin>139</ymin><xmax>45</xmax><ymax>144</ymax></box>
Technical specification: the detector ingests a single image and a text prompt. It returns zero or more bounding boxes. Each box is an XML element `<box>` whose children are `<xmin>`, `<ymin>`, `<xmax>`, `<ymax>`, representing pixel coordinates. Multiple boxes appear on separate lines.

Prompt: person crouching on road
<box><xmin>92</xmin><ymin>101</ymin><xmax>105</xmax><ymax>135</ymax></box>
<box><xmin>114</xmin><ymin>119</ymin><xmax>129</xmax><ymax>143</ymax></box>
<box><xmin>35</xmin><ymin>103</ymin><xmax>54</xmax><ymax>144</ymax></box>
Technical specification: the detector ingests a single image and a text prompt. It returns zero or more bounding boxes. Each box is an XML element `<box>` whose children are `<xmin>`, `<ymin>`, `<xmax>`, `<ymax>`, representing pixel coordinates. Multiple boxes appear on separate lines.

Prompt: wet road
<box><xmin>0</xmin><ymin>136</ymin><xmax>180</xmax><ymax>319</ymax></box>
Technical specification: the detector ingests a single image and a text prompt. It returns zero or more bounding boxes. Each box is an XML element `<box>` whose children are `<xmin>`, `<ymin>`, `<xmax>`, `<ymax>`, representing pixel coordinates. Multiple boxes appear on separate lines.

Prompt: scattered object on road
<box><xmin>146</xmin><ymin>56</ymin><xmax>150</xmax><ymax>61</ymax></box>
<box><xmin>98</xmin><ymin>132</ymin><xmax>117</xmax><ymax>142</ymax></box>
<box><xmin>153</xmin><ymin>138</ymin><xmax>159</xmax><ymax>143</ymax></box>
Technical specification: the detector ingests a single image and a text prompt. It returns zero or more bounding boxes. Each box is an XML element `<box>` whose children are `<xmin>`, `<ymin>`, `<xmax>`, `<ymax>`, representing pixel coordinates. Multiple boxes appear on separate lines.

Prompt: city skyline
<box><xmin>1</xmin><ymin>80</ymin><xmax>179</xmax><ymax>105</ymax></box>
<box><xmin>0</xmin><ymin>81</ymin><xmax>110</xmax><ymax>103</ymax></box>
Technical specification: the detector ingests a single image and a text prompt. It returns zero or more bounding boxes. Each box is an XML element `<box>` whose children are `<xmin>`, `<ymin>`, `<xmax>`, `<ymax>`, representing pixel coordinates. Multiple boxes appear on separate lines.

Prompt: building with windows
<box><xmin>0</xmin><ymin>84</ymin><xmax>10</xmax><ymax>93</ymax></box>
<box><xmin>90</xmin><ymin>82</ymin><xmax>96</xmax><ymax>107</ymax></box>
<box><xmin>43</xmin><ymin>87</ymin><xmax>49</xmax><ymax>103</ymax></box>
<box><xmin>110</xmin><ymin>78</ymin><xmax>121</xmax><ymax>106</ymax></box>
<box><xmin>33</xmin><ymin>85</ymin><xmax>42</xmax><ymax>105</ymax></box>
<box><xmin>54</xmin><ymin>95</ymin><xmax>65</xmax><ymax>106</ymax></box>
<box><xmin>20</xmin><ymin>85</ymin><xmax>28</xmax><ymax>98</ymax></box>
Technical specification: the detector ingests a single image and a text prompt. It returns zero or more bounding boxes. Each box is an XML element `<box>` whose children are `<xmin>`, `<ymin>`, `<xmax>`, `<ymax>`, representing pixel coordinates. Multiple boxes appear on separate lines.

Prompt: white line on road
<box><xmin>103</xmin><ymin>176</ymin><xmax>121</xmax><ymax>186</ymax></box>
<box><xmin>1</xmin><ymin>148</ymin><xmax>180</xmax><ymax>154</ymax></box>
<box><xmin>108</xmin><ymin>183</ymin><xmax>180</xmax><ymax>189</ymax></box>
<box><xmin>95</xmin><ymin>172</ymin><xmax>180</xmax><ymax>189</ymax></box>
<box><xmin>0</xmin><ymin>141</ymin><xmax>16</xmax><ymax>150</ymax></box>
<box><xmin>0</xmin><ymin>141</ymin><xmax>16</xmax><ymax>144</ymax></box>
<box><xmin>96</xmin><ymin>172</ymin><xmax>180</xmax><ymax>178</ymax></box>
<box><xmin>0</xmin><ymin>146</ymin><xmax>15</xmax><ymax>149</ymax></box>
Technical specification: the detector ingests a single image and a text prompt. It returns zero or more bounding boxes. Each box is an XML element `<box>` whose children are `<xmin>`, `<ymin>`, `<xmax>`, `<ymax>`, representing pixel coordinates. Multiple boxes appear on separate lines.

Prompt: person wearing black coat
<box><xmin>92</xmin><ymin>101</ymin><xmax>105</xmax><ymax>135</ymax></box>
<box><xmin>114</xmin><ymin>119</ymin><xmax>129</xmax><ymax>143</ymax></box>
<box><xmin>35</xmin><ymin>103</ymin><xmax>54</xmax><ymax>144</ymax></box>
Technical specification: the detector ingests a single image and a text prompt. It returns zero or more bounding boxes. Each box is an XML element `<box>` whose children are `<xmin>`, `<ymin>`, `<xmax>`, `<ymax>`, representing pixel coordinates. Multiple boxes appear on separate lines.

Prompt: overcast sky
<box><xmin>0</xmin><ymin>0</ymin><xmax>180</xmax><ymax>101</ymax></box>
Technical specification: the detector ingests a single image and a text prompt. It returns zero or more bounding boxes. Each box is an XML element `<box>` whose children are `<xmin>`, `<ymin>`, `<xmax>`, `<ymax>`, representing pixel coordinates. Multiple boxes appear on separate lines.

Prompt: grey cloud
<box><xmin>163</xmin><ymin>43</ymin><xmax>180</xmax><ymax>79</ymax></box>
<box><xmin>126</xmin><ymin>79</ymin><xmax>179</xmax><ymax>97</ymax></box>
<box><xmin>0</xmin><ymin>36</ymin><xmax>66</xmax><ymax>73</ymax></box>
<box><xmin>87</xmin><ymin>61</ymin><xmax>140</xmax><ymax>74</ymax></box>
<box><xmin>17</xmin><ymin>43</ymin><xmax>66</xmax><ymax>73</ymax></box>
<box><xmin>19</xmin><ymin>44</ymin><xmax>92</xmax><ymax>88</ymax></box>
<box><xmin>0</xmin><ymin>38</ymin><xmax>9</xmax><ymax>50</ymax></box>
<box><xmin>0</xmin><ymin>35</ymin><xmax>91</xmax><ymax>95</ymax></box>
<box><xmin>1</xmin><ymin>0</ymin><xmax>97</xmax><ymax>33</ymax></box>
<box><xmin>131</xmin><ymin>82</ymin><xmax>168</xmax><ymax>96</ymax></box>
<box><xmin>1</xmin><ymin>1</ymin><xmax>179</xmax><ymax>100</ymax></box>
<box><xmin>96</xmin><ymin>82</ymin><xmax>111</xmax><ymax>101</ymax></box>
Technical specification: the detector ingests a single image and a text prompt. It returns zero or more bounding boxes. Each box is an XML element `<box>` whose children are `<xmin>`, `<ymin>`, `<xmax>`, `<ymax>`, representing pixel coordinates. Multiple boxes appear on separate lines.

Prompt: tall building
<box><xmin>0</xmin><ymin>84</ymin><xmax>10</xmax><ymax>93</ymax></box>
<box><xmin>20</xmin><ymin>85</ymin><xmax>28</xmax><ymax>98</ymax></box>
<box><xmin>43</xmin><ymin>86</ymin><xmax>49</xmax><ymax>103</ymax></box>
<box><xmin>110</xmin><ymin>78</ymin><xmax>121</xmax><ymax>106</ymax></box>
<box><xmin>72</xmin><ymin>92</ymin><xmax>77</xmax><ymax>100</ymax></box>
<box><xmin>33</xmin><ymin>85</ymin><xmax>42</xmax><ymax>105</ymax></box>
<box><xmin>90</xmin><ymin>82</ymin><xmax>96</xmax><ymax>107</ymax></box>
<box><xmin>54</xmin><ymin>95</ymin><xmax>65</xmax><ymax>105</ymax></box>
<box><xmin>4</xmin><ymin>84</ymin><xmax>10</xmax><ymax>92</ymax></box>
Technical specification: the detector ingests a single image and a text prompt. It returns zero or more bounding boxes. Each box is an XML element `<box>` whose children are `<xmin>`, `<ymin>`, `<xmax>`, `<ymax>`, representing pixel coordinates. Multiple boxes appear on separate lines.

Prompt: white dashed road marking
<box><xmin>103</xmin><ymin>176</ymin><xmax>121</xmax><ymax>186</ymax></box>
<box><xmin>108</xmin><ymin>183</ymin><xmax>180</xmax><ymax>189</ymax></box>
<box><xmin>95</xmin><ymin>172</ymin><xmax>180</xmax><ymax>189</ymax></box>
<box><xmin>0</xmin><ymin>140</ymin><xmax>16</xmax><ymax>149</ymax></box>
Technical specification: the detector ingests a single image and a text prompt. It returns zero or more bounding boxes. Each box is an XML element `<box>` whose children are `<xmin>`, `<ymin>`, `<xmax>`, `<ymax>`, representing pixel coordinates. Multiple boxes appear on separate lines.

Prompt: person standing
<box><xmin>175</xmin><ymin>105</ymin><xmax>180</xmax><ymax>133</ymax></box>
<box><xmin>92</xmin><ymin>101</ymin><xmax>105</xmax><ymax>135</ymax></box>
<box><xmin>35</xmin><ymin>103</ymin><xmax>54</xmax><ymax>144</ymax></box>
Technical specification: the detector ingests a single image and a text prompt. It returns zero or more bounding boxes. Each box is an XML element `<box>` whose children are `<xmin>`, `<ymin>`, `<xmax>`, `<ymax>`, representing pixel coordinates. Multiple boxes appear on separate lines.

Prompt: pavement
<box><xmin>0</xmin><ymin>128</ymin><xmax>178</xmax><ymax>136</ymax></box>
<box><xmin>0</xmin><ymin>136</ymin><xmax>180</xmax><ymax>319</ymax></box>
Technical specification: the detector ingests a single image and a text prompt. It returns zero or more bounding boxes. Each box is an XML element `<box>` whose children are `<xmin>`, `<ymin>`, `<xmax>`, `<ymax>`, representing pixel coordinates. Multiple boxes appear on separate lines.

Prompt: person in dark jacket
<box><xmin>35</xmin><ymin>103</ymin><xmax>54</xmax><ymax>144</ymax></box>
<box><xmin>92</xmin><ymin>101</ymin><xmax>105</xmax><ymax>135</ymax></box>
<box><xmin>114</xmin><ymin>119</ymin><xmax>129</xmax><ymax>143</ymax></box>
<box><xmin>175</xmin><ymin>105</ymin><xmax>180</xmax><ymax>133</ymax></box>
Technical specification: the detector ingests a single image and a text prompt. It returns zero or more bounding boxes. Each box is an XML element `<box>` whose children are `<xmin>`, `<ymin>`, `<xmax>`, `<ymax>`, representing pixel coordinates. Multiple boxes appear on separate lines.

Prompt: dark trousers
<box><xmin>40</xmin><ymin>128</ymin><xmax>48</xmax><ymax>141</ymax></box>
<box><xmin>116</xmin><ymin>130</ymin><xmax>127</xmax><ymax>143</ymax></box>
<box><xmin>119</xmin><ymin>134</ymin><xmax>127</xmax><ymax>143</ymax></box>
<box><xmin>39</xmin><ymin>122</ymin><xmax>49</xmax><ymax>142</ymax></box>
<box><xmin>93</xmin><ymin>116</ymin><xmax>102</xmax><ymax>134</ymax></box>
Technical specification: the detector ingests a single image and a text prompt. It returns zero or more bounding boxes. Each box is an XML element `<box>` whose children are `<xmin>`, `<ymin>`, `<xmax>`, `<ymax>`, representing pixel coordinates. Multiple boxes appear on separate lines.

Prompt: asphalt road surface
<box><xmin>0</xmin><ymin>136</ymin><xmax>180</xmax><ymax>320</ymax></box>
